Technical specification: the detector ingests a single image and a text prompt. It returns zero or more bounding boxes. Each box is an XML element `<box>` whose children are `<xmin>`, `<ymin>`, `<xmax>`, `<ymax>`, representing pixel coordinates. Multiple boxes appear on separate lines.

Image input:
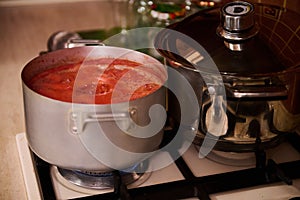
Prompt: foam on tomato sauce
<box><xmin>28</xmin><ymin>58</ymin><xmax>165</xmax><ymax>104</ymax></box>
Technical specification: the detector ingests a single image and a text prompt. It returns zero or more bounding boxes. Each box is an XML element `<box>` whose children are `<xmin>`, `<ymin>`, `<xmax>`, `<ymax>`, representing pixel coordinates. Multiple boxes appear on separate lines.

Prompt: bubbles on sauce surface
<box><xmin>28</xmin><ymin>58</ymin><xmax>164</xmax><ymax>104</ymax></box>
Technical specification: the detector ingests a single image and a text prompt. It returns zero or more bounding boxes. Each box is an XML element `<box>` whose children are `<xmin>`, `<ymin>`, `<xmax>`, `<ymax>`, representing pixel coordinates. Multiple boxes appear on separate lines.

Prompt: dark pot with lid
<box><xmin>155</xmin><ymin>1</ymin><xmax>300</xmax><ymax>152</ymax></box>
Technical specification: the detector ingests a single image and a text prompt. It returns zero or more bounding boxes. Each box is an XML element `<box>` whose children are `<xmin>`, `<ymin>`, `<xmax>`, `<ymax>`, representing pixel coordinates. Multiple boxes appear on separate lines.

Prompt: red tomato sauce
<box><xmin>28</xmin><ymin>58</ymin><xmax>163</xmax><ymax>104</ymax></box>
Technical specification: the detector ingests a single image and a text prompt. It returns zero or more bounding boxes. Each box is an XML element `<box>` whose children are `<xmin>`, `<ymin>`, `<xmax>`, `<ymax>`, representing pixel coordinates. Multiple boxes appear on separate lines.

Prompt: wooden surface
<box><xmin>0</xmin><ymin>1</ymin><xmax>124</xmax><ymax>199</ymax></box>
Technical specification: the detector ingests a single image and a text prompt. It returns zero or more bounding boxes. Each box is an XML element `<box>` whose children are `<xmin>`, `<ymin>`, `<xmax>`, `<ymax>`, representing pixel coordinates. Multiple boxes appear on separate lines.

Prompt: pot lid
<box><xmin>154</xmin><ymin>1</ymin><xmax>300</xmax><ymax>77</ymax></box>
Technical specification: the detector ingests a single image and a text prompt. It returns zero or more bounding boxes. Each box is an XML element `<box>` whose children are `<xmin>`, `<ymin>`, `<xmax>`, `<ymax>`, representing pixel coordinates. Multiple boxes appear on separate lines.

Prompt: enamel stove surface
<box><xmin>17</xmin><ymin>132</ymin><xmax>300</xmax><ymax>200</ymax></box>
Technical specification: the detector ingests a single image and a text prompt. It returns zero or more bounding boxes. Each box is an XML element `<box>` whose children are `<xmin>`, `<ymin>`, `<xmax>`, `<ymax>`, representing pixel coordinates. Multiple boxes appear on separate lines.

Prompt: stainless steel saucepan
<box><xmin>21</xmin><ymin>46</ymin><xmax>167</xmax><ymax>171</ymax></box>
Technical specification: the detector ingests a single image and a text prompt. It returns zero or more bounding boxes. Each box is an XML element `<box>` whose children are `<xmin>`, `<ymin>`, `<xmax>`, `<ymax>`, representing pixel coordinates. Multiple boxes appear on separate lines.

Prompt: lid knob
<box><xmin>222</xmin><ymin>1</ymin><xmax>254</xmax><ymax>31</ymax></box>
<box><xmin>216</xmin><ymin>1</ymin><xmax>259</xmax><ymax>51</ymax></box>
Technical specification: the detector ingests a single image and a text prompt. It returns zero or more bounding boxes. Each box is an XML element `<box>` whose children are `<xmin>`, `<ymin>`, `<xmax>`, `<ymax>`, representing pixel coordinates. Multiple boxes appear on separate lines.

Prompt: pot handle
<box><xmin>224</xmin><ymin>77</ymin><xmax>288</xmax><ymax>99</ymax></box>
<box><xmin>225</xmin><ymin>84</ymin><xmax>288</xmax><ymax>98</ymax></box>
<box><xmin>66</xmin><ymin>39</ymin><xmax>105</xmax><ymax>48</ymax></box>
<box><xmin>47</xmin><ymin>31</ymin><xmax>105</xmax><ymax>52</ymax></box>
<box><xmin>69</xmin><ymin>109</ymin><xmax>136</xmax><ymax>135</ymax></box>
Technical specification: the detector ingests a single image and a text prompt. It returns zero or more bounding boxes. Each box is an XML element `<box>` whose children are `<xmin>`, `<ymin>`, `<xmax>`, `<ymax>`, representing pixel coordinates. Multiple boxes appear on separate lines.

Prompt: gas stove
<box><xmin>18</xmin><ymin>23</ymin><xmax>300</xmax><ymax>199</ymax></box>
<box><xmin>16</xmin><ymin>130</ymin><xmax>300</xmax><ymax>200</ymax></box>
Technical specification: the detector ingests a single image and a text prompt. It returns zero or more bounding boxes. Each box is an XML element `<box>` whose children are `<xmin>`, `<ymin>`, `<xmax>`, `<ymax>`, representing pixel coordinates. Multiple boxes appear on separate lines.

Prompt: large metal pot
<box><xmin>155</xmin><ymin>1</ymin><xmax>300</xmax><ymax>152</ymax></box>
<box><xmin>21</xmin><ymin>46</ymin><xmax>167</xmax><ymax>172</ymax></box>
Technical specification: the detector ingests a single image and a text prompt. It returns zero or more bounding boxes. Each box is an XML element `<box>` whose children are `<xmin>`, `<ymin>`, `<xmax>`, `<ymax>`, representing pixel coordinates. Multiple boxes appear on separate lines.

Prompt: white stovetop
<box><xmin>182</xmin><ymin>141</ymin><xmax>300</xmax><ymax>200</ymax></box>
<box><xmin>17</xmin><ymin>132</ymin><xmax>300</xmax><ymax>200</ymax></box>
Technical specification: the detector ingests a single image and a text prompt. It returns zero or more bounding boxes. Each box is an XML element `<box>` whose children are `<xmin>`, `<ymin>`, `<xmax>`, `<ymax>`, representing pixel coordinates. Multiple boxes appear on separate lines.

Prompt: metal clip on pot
<box><xmin>205</xmin><ymin>86</ymin><xmax>228</xmax><ymax>137</ymax></box>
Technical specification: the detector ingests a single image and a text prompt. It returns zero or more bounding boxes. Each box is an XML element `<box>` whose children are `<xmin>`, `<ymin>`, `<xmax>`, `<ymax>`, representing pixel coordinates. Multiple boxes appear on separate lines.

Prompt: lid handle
<box><xmin>216</xmin><ymin>1</ymin><xmax>259</xmax><ymax>51</ymax></box>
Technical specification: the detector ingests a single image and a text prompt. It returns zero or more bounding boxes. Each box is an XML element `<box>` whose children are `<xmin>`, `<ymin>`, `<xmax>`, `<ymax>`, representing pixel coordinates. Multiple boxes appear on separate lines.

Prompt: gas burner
<box><xmin>194</xmin><ymin>144</ymin><xmax>256</xmax><ymax>167</ymax></box>
<box><xmin>197</xmin><ymin>146</ymin><xmax>256</xmax><ymax>167</ymax></box>
<box><xmin>56</xmin><ymin>162</ymin><xmax>150</xmax><ymax>190</ymax></box>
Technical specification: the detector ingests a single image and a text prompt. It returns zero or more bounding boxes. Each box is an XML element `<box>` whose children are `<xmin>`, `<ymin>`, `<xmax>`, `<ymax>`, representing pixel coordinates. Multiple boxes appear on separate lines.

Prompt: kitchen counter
<box><xmin>0</xmin><ymin>1</ymin><xmax>126</xmax><ymax>199</ymax></box>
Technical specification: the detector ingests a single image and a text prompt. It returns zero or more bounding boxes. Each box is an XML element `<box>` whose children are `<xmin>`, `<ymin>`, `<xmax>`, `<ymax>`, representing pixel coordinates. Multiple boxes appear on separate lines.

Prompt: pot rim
<box><xmin>22</xmin><ymin>81</ymin><xmax>166</xmax><ymax>107</ymax></box>
<box><xmin>21</xmin><ymin>46</ymin><xmax>167</xmax><ymax>106</ymax></box>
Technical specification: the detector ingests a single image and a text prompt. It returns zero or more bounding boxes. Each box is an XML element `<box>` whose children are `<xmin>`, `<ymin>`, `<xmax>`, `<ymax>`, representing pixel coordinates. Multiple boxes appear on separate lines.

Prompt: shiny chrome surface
<box><xmin>221</xmin><ymin>1</ymin><xmax>255</xmax><ymax>32</ymax></box>
<box><xmin>155</xmin><ymin>1</ymin><xmax>300</xmax><ymax>150</ymax></box>
<box><xmin>47</xmin><ymin>31</ymin><xmax>104</xmax><ymax>52</ymax></box>
<box><xmin>216</xmin><ymin>1</ymin><xmax>259</xmax><ymax>51</ymax></box>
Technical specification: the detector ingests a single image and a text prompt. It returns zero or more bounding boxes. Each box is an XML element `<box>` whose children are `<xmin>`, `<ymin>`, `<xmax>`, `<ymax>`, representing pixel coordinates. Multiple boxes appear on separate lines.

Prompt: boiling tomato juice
<box><xmin>28</xmin><ymin>58</ymin><xmax>162</xmax><ymax>104</ymax></box>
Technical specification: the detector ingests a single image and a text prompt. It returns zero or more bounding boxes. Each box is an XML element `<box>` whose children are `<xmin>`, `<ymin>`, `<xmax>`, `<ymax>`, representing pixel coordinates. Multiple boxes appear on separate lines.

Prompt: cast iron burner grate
<box><xmin>34</xmin><ymin>131</ymin><xmax>300</xmax><ymax>200</ymax></box>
